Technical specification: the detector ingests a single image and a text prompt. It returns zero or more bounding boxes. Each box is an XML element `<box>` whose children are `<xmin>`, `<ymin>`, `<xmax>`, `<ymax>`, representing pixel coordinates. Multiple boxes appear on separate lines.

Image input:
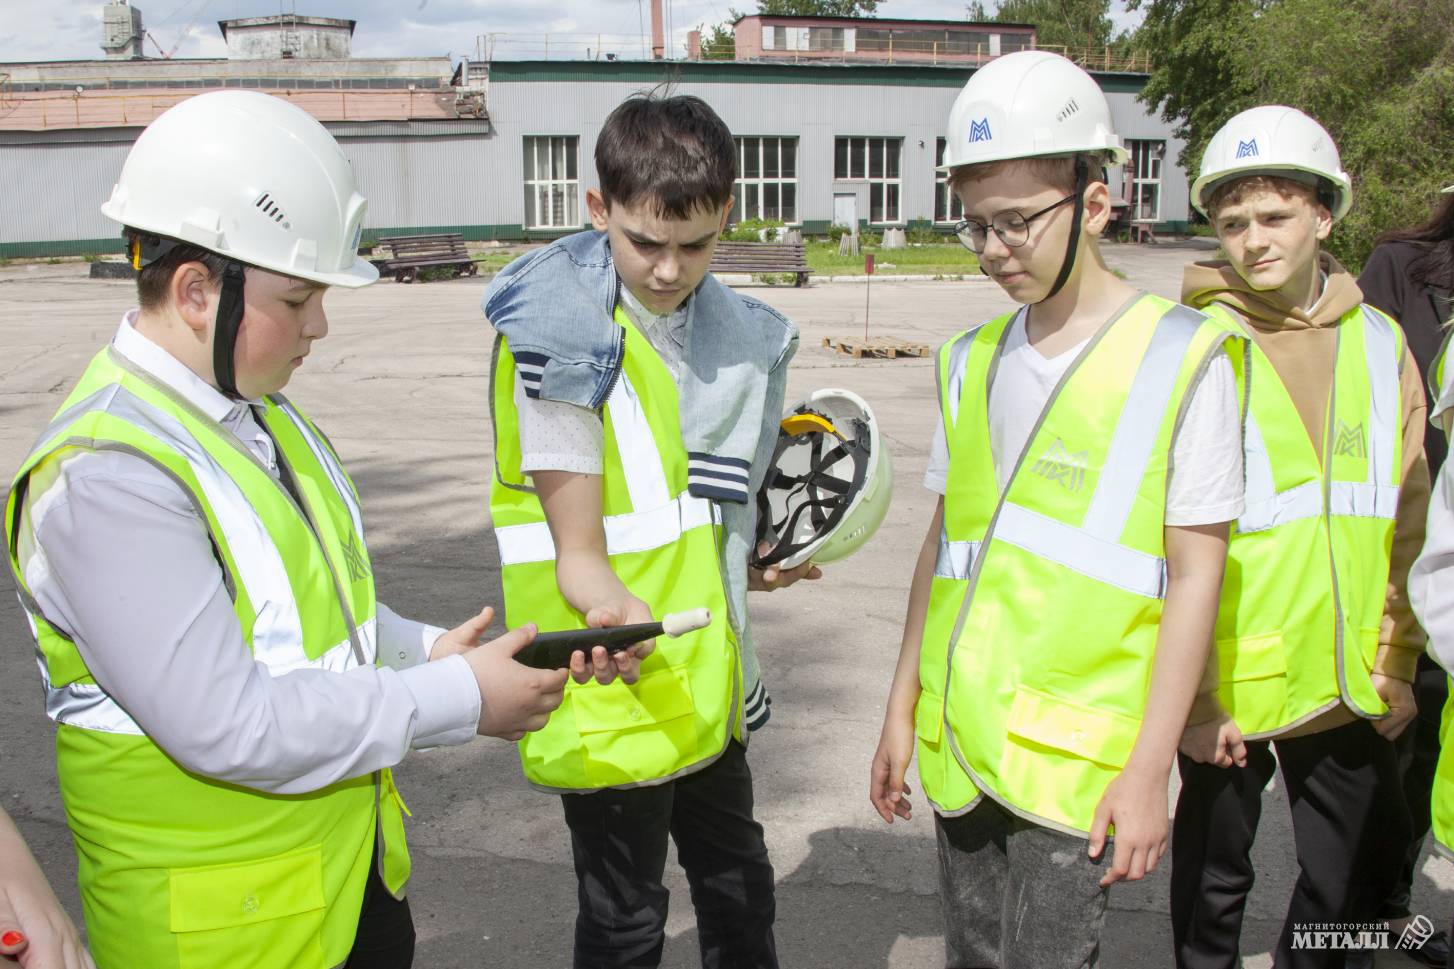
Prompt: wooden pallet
<box><xmin>822</xmin><ymin>337</ymin><xmax>930</xmax><ymax>359</ymax></box>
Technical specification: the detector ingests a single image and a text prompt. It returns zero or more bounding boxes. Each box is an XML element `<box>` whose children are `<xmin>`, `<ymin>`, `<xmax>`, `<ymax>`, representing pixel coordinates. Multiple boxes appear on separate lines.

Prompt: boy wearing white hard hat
<box><xmin>868</xmin><ymin>50</ymin><xmax>1246</xmax><ymax>967</ymax></box>
<box><xmin>1171</xmin><ymin>105</ymin><xmax>1429</xmax><ymax>969</ymax></box>
<box><xmin>3</xmin><ymin>90</ymin><xmax>569</xmax><ymax>969</ymax></box>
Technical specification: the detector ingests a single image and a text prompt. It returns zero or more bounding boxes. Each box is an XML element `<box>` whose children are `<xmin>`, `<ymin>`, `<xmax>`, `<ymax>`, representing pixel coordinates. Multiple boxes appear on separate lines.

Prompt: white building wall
<box><xmin>0</xmin><ymin>65</ymin><xmax>1191</xmax><ymax>254</ymax></box>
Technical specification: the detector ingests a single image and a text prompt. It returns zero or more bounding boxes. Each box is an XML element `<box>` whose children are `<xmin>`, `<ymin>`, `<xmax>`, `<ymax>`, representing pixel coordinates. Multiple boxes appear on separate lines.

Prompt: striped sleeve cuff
<box><xmin>514</xmin><ymin>351</ymin><xmax>550</xmax><ymax>399</ymax></box>
<box><xmin>687</xmin><ymin>452</ymin><xmax>752</xmax><ymax>503</ymax></box>
<box><xmin>744</xmin><ymin>679</ymin><xmax>772</xmax><ymax>732</ymax></box>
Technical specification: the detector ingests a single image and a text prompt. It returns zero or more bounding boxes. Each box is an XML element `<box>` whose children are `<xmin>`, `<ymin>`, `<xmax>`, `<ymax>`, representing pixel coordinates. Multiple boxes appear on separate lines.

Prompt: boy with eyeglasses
<box><xmin>868</xmin><ymin>51</ymin><xmax>1245</xmax><ymax>968</ymax></box>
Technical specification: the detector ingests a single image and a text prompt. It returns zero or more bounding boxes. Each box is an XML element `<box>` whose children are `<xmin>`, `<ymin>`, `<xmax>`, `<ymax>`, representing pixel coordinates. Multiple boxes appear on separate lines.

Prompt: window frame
<box><xmin>1126</xmin><ymin>139</ymin><xmax>1165</xmax><ymax>224</ymax></box>
<box><xmin>934</xmin><ymin>137</ymin><xmax>964</xmax><ymax>225</ymax></box>
<box><xmin>522</xmin><ymin>135</ymin><xmax>581</xmax><ymax>230</ymax></box>
<box><xmin>833</xmin><ymin>136</ymin><xmax>904</xmax><ymax>225</ymax></box>
<box><xmin>732</xmin><ymin>136</ymin><xmax>800</xmax><ymax>225</ymax></box>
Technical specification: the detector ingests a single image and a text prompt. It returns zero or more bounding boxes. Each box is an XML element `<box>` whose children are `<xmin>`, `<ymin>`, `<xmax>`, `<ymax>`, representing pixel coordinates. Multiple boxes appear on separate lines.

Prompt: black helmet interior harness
<box><xmin>751</xmin><ymin>411</ymin><xmax>873</xmax><ymax>570</ymax></box>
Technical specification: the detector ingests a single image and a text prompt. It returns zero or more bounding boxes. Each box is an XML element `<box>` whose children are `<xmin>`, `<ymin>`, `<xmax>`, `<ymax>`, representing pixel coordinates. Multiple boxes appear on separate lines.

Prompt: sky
<box><xmin>0</xmin><ymin>0</ymin><xmax>1140</xmax><ymax>63</ymax></box>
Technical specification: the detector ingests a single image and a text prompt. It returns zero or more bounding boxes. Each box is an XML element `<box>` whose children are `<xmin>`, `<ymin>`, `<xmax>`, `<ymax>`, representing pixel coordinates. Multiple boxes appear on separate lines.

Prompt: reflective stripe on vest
<box><xmin>920</xmin><ymin>295</ymin><xmax>1239</xmax><ymax>830</ymax></box>
<box><xmin>4</xmin><ymin>346</ymin><xmax>405</xmax><ymax>969</ymax></box>
<box><xmin>1208</xmin><ymin>302</ymin><xmax>1403</xmax><ymax>735</ymax></box>
<box><xmin>494</xmin><ymin>376</ymin><xmax>716</xmax><ymax>565</ymax></box>
<box><xmin>490</xmin><ymin>310</ymin><xmax>739</xmax><ymax>793</ymax></box>
<box><xmin>1238</xmin><ymin>307</ymin><xmax>1400</xmax><ymax>533</ymax></box>
<box><xmin>15</xmin><ymin>381</ymin><xmax>375</xmax><ymax>735</ymax></box>
<box><xmin>937</xmin><ymin>305</ymin><xmax>1204</xmax><ymax>599</ymax></box>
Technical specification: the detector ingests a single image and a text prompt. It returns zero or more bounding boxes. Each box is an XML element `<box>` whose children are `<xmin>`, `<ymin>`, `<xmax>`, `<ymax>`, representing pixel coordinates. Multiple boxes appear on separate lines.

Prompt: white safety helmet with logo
<box><xmin>1191</xmin><ymin>105</ymin><xmax>1353</xmax><ymax>220</ymax></box>
<box><xmin>939</xmin><ymin>51</ymin><xmax>1127</xmax><ymax>301</ymax></box>
<box><xmin>939</xmin><ymin>50</ymin><xmax>1127</xmax><ymax>171</ymax></box>
<box><xmin>101</xmin><ymin>90</ymin><xmax>376</xmax><ymax>396</ymax></box>
<box><xmin>752</xmin><ymin>388</ymin><xmax>892</xmax><ymax>571</ymax></box>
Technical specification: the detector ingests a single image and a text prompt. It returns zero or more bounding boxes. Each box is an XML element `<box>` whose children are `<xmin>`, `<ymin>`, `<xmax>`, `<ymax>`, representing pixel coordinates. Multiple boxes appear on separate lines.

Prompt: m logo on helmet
<box><xmin>1235</xmin><ymin>139</ymin><xmax>1259</xmax><ymax>159</ymax></box>
<box><xmin>1030</xmin><ymin>439</ymin><xmax>1088</xmax><ymax>492</ymax></box>
<box><xmin>969</xmin><ymin>118</ymin><xmax>993</xmax><ymax>143</ymax></box>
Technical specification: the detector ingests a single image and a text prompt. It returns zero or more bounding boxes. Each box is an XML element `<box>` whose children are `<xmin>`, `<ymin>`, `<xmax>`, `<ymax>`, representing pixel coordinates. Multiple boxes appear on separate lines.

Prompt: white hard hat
<box><xmin>101</xmin><ymin>90</ymin><xmax>376</xmax><ymax>288</ymax></box>
<box><xmin>940</xmin><ymin>50</ymin><xmax>1127</xmax><ymax>172</ymax></box>
<box><xmin>1444</xmin><ymin>183</ymin><xmax>1454</xmax><ymax>194</ymax></box>
<box><xmin>752</xmin><ymin>389</ymin><xmax>892</xmax><ymax>571</ymax></box>
<box><xmin>1191</xmin><ymin>105</ymin><xmax>1352</xmax><ymax>220</ymax></box>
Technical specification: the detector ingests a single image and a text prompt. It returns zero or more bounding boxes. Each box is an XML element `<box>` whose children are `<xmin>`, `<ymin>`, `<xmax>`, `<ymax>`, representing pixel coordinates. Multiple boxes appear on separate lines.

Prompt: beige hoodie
<box><xmin>1182</xmin><ymin>253</ymin><xmax>1429</xmax><ymax>737</ymax></box>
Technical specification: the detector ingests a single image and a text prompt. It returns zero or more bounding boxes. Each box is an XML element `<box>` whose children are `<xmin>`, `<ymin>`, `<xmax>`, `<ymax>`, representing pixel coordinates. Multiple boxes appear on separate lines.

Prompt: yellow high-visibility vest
<box><xmin>1199</xmin><ymin>301</ymin><xmax>1403</xmax><ymax>736</ymax></box>
<box><xmin>919</xmin><ymin>294</ymin><xmax>1240</xmax><ymax>834</ymax></box>
<box><xmin>4</xmin><ymin>347</ymin><xmax>409</xmax><ymax>969</ymax></box>
<box><xmin>1423</xmin><ymin>331</ymin><xmax>1454</xmax><ymax>857</ymax></box>
<box><xmin>489</xmin><ymin>307</ymin><xmax>739</xmax><ymax>792</ymax></box>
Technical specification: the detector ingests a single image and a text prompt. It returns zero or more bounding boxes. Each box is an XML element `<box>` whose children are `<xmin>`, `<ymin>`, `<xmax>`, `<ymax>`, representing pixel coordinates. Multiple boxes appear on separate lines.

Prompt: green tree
<box><xmin>696</xmin><ymin>21</ymin><xmax>736</xmax><ymax>58</ymax></box>
<box><xmin>978</xmin><ymin>0</ymin><xmax>1116</xmax><ymax>49</ymax></box>
<box><xmin>1132</xmin><ymin>0</ymin><xmax>1454</xmax><ymax>267</ymax></box>
<box><xmin>755</xmin><ymin>0</ymin><xmax>882</xmax><ymax>13</ymax></box>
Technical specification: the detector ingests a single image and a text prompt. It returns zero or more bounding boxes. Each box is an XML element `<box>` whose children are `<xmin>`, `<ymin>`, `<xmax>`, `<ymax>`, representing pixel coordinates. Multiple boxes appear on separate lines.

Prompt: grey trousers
<box><xmin>935</xmin><ymin>798</ymin><xmax>1110</xmax><ymax>969</ymax></box>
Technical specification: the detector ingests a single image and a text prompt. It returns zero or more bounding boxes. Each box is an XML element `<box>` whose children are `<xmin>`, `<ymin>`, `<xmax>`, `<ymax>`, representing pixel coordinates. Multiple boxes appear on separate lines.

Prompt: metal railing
<box><xmin>474</xmin><ymin>33</ymin><xmax>679</xmax><ymax>62</ymax></box>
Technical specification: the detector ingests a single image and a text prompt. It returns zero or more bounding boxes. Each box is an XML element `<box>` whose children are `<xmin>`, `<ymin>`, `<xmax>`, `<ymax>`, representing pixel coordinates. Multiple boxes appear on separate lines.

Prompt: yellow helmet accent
<box><xmin>780</xmin><ymin>413</ymin><xmax>838</xmax><ymax>437</ymax></box>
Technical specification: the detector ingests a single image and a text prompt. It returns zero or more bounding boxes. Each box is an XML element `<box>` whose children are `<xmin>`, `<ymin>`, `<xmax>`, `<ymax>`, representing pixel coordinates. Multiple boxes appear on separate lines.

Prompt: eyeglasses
<box><xmin>953</xmin><ymin>193</ymin><xmax>1078</xmax><ymax>254</ymax></box>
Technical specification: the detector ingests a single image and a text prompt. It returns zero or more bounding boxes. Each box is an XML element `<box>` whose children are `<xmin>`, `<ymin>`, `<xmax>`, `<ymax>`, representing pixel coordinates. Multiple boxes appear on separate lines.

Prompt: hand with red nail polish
<box><xmin>0</xmin><ymin>807</ymin><xmax>95</xmax><ymax>968</ymax></box>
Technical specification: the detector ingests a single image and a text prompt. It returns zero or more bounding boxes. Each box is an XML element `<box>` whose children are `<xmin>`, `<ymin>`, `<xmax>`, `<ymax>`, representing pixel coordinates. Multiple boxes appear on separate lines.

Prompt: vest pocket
<box><xmin>573</xmin><ymin>667</ymin><xmax>697</xmax><ymax>786</ymax></box>
<box><xmin>995</xmin><ymin>687</ymin><xmax>1141</xmax><ymax>830</ymax></box>
<box><xmin>168</xmin><ymin>845</ymin><xmax>326</xmax><ymax>969</ymax></box>
<box><xmin>1001</xmin><ymin>686</ymin><xmax>1140</xmax><ymax>768</ymax></box>
<box><xmin>1216</xmin><ymin>631</ymin><xmax>1288</xmax><ymax>682</ymax></box>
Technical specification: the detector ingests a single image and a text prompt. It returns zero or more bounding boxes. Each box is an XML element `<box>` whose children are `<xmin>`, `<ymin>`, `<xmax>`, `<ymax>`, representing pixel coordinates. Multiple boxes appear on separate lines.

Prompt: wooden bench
<box><xmin>709</xmin><ymin>241</ymin><xmax>812</xmax><ymax>287</ymax></box>
<box><xmin>377</xmin><ymin>232</ymin><xmax>478</xmax><ymax>283</ymax></box>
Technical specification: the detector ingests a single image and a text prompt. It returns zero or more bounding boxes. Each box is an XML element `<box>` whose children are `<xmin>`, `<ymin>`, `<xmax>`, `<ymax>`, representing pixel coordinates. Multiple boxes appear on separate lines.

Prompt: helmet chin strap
<box><xmin>1040</xmin><ymin>156</ymin><xmax>1091</xmax><ymax>304</ymax></box>
<box><xmin>212</xmin><ymin>260</ymin><xmax>248</xmax><ymax>400</ymax></box>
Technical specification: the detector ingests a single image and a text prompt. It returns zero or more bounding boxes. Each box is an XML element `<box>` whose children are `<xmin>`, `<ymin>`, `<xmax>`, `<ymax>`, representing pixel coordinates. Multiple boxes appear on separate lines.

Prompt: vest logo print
<box><xmin>1334</xmin><ymin>420</ymin><xmax>1366</xmax><ymax>459</ymax></box>
<box><xmin>1030</xmin><ymin>439</ymin><xmax>1089</xmax><ymax>492</ymax></box>
<box><xmin>341</xmin><ymin>531</ymin><xmax>372</xmax><ymax>582</ymax></box>
<box><xmin>969</xmin><ymin>118</ymin><xmax>993</xmax><ymax>143</ymax></box>
<box><xmin>1235</xmin><ymin>138</ymin><xmax>1259</xmax><ymax>159</ymax></box>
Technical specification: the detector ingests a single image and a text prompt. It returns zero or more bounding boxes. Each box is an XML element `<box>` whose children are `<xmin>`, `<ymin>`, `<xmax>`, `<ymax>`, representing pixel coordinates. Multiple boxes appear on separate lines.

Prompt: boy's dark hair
<box><xmin>127</xmin><ymin>229</ymin><xmax>229</xmax><ymax>311</ymax></box>
<box><xmin>595</xmin><ymin>93</ymin><xmax>737</xmax><ymax>219</ymax></box>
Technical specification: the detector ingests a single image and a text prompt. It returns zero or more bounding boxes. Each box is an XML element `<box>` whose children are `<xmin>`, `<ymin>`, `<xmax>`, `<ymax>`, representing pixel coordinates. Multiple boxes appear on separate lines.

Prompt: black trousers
<box><xmin>1170</xmin><ymin>719</ymin><xmax>1404</xmax><ymax>969</ymax></box>
<box><xmin>1374</xmin><ymin>656</ymin><xmax>1448</xmax><ymax>919</ymax></box>
<box><xmin>560</xmin><ymin>739</ymin><xmax>778</xmax><ymax>969</ymax></box>
<box><xmin>344</xmin><ymin>849</ymin><xmax>416</xmax><ymax>969</ymax></box>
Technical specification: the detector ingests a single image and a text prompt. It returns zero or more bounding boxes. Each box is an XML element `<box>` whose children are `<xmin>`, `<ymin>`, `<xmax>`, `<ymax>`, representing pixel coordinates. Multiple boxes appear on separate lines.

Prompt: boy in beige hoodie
<box><xmin>1170</xmin><ymin>107</ymin><xmax>1429</xmax><ymax>969</ymax></box>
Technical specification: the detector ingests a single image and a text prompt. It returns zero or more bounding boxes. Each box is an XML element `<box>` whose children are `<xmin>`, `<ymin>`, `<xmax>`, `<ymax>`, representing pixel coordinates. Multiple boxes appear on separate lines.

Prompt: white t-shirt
<box><xmin>515</xmin><ymin>281</ymin><xmax>686</xmax><ymax>476</ymax></box>
<box><xmin>923</xmin><ymin>310</ymin><xmax>1246</xmax><ymax>527</ymax></box>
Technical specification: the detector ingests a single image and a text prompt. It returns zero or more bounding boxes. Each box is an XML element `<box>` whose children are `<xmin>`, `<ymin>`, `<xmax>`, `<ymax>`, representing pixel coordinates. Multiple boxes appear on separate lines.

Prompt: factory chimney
<box><xmin>650</xmin><ymin>0</ymin><xmax>665</xmax><ymax>59</ymax></box>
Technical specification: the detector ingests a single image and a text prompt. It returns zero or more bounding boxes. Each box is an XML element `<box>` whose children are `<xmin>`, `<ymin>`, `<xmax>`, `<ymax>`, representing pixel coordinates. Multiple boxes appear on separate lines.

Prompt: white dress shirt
<box><xmin>17</xmin><ymin>312</ymin><xmax>481</xmax><ymax>795</ymax></box>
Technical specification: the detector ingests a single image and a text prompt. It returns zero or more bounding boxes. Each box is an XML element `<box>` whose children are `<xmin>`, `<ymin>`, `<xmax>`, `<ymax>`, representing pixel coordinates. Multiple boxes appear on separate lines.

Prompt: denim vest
<box><xmin>482</xmin><ymin>230</ymin><xmax>798</xmax><ymax>729</ymax></box>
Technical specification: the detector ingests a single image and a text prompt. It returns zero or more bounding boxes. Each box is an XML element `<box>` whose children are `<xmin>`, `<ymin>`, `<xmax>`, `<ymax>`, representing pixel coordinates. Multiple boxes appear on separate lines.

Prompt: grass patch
<box><xmin>805</xmin><ymin>241</ymin><xmax>979</xmax><ymax>277</ymax></box>
<box><xmin>472</xmin><ymin>251</ymin><xmax>518</xmax><ymax>273</ymax></box>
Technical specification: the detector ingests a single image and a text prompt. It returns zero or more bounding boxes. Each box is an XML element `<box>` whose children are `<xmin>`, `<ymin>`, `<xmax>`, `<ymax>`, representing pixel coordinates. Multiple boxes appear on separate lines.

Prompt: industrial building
<box><xmin>0</xmin><ymin>1</ymin><xmax>1188</xmax><ymax>259</ymax></box>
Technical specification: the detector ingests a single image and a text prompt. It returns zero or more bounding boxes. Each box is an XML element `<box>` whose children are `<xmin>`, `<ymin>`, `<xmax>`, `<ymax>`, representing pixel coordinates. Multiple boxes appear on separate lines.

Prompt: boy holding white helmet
<box><xmin>868</xmin><ymin>50</ymin><xmax>1245</xmax><ymax>968</ymax></box>
<box><xmin>3</xmin><ymin>90</ymin><xmax>568</xmax><ymax>969</ymax></box>
<box><xmin>1171</xmin><ymin>105</ymin><xmax>1429</xmax><ymax>969</ymax></box>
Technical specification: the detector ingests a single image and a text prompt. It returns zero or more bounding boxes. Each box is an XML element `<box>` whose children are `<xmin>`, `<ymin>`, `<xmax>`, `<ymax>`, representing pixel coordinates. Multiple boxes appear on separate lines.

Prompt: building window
<box><xmin>1127</xmin><ymin>139</ymin><xmax>1164</xmax><ymax>223</ymax></box>
<box><xmin>834</xmin><ymin>137</ymin><xmax>902</xmax><ymax>223</ymax></box>
<box><xmin>522</xmin><ymin>135</ymin><xmax>580</xmax><ymax>229</ymax></box>
<box><xmin>856</xmin><ymin>27</ymin><xmax>992</xmax><ymax>56</ymax></box>
<box><xmin>807</xmin><ymin>26</ymin><xmax>844</xmax><ymax>51</ymax></box>
<box><xmin>934</xmin><ymin>138</ymin><xmax>964</xmax><ymax>224</ymax></box>
<box><xmin>734</xmin><ymin>137</ymin><xmax>799</xmax><ymax>224</ymax></box>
